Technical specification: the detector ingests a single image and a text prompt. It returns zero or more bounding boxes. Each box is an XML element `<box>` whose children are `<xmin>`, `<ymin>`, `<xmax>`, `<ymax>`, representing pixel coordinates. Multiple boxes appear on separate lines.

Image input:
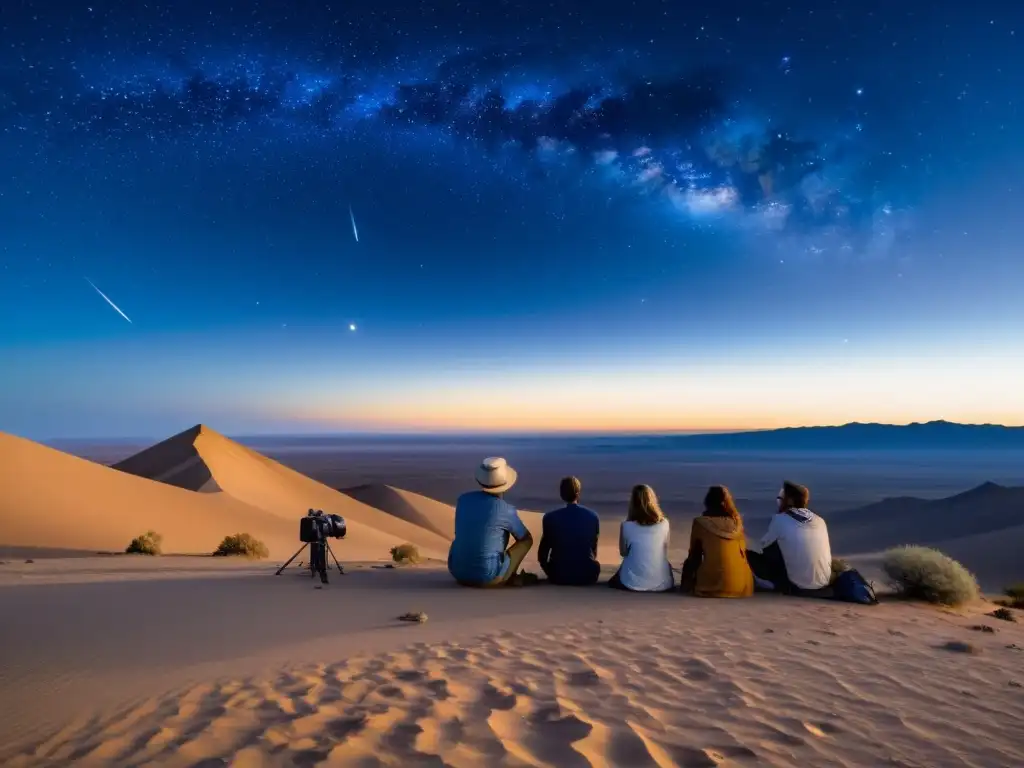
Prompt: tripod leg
<box><xmin>326</xmin><ymin>542</ymin><xmax>345</xmax><ymax>575</ymax></box>
<box><xmin>275</xmin><ymin>543</ymin><xmax>309</xmax><ymax>576</ymax></box>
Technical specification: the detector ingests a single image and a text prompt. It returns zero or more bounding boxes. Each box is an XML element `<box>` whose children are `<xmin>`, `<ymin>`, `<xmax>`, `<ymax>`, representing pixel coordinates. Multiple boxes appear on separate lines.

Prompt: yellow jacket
<box><xmin>681</xmin><ymin>515</ymin><xmax>754</xmax><ymax>598</ymax></box>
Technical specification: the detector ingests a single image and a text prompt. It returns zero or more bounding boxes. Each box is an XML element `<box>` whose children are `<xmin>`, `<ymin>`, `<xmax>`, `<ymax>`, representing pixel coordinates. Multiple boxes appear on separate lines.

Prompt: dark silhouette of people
<box><xmin>538</xmin><ymin>476</ymin><xmax>601</xmax><ymax>585</ymax></box>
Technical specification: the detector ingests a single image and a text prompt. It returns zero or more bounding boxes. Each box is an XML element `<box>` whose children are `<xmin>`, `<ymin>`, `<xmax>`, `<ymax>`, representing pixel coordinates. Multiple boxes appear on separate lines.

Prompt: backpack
<box><xmin>832</xmin><ymin>569</ymin><xmax>879</xmax><ymax>605</ymax></box>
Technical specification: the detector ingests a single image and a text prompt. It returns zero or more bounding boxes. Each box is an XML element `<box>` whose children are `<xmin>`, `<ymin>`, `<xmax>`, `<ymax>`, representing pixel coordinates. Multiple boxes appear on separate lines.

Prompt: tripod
<box><xmin>276</xmin><ymin>540</ymin><xmax>345</xmax><ymax>582</ymax></box>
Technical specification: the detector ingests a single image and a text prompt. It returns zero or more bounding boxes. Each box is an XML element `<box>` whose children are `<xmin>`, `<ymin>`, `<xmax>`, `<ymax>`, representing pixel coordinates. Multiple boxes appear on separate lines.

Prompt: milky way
<box><xmin>4</xmin><ymin>45</ymin><xmax>901</xmax><ymax>257</ymax></box>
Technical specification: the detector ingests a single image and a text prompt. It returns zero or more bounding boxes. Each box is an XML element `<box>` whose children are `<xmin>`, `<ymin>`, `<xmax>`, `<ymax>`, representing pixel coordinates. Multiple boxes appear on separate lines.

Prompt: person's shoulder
<box><xmin>576</xmin><ymin>504</ymin><xmax>599</xmax><ymax>519</ymax></box>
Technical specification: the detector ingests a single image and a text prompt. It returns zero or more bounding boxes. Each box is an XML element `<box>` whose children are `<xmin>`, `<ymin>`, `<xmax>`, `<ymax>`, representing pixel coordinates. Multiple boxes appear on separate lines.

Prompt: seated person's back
<box><xmin>614</xmin><ymin>485</ymin><xmax>675</xmax><ymax>592</ymax></box>
<box><xmin>755</xmin><ymin>481</ymin><xmax>832</xmax><ymax>591</ymax></box>
<box><xmin>449</xmin><ymin>491</ymin><xmax>526</xmax><ymax>583</ymax></box>
<box><xmin>539</xmin><ymin>476</ymin><xmax>601</xmax><ymax>585</ymax></box>
<box><xmin>767</xmin><ymin>507</ymin><xmax>832</xmax><ymax>590</ymax></box>
<box><xmin>681</xmin><ymin>486</ymin><xmax>753</xmax><ymax>598</ymax></box>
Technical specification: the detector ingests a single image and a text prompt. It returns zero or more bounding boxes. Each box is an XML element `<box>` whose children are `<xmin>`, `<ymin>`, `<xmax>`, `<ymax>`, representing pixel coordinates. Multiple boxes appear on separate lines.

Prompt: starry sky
<box><xmin>2</xmin><ymin>0</ymin><xmax>1023</xmax><ymax>439</ymax></box>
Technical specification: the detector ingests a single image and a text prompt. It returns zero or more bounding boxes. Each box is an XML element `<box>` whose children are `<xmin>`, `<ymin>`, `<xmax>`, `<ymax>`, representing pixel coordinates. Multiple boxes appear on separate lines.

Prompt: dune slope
<box><xmin>341</xmin><ymin>484</ymin><xmax>457</xmax><ymax>539</ymax></box>
<box><xmin>0</xmin><ymin>431</ymin><xmax>296</xmax><ymax>558</ymax></box>
<box><xmin>112</xmin><ymin>425</ymin><xmax>452</xmax><ymax>559</ymax></box>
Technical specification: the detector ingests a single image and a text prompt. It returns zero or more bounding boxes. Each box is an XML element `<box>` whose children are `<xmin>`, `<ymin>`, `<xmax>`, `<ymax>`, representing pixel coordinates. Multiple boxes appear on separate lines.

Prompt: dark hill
<box><xmin>829</xmin><ymin>481</ymin><xmax>1024</xmax><ymax>552</ymax></box>
<box><xmin>671</xmin><ymin>421</ymin><xmax>1024</xmax><ymax>451</ymax></box>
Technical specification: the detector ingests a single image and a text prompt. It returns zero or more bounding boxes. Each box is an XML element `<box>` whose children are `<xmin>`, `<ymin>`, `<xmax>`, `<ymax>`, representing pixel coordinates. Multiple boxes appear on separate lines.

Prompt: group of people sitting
<box><xmin>446</xmin><ymin>456</ymin><xmax>834</xmax><ymax>597</ymax></box>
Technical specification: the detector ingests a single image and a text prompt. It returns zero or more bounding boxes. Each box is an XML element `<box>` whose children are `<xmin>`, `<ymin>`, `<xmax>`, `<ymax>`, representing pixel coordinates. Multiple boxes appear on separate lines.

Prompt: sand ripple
<box><xmin>5</xmin><ymin>605</ymin><xmax>1024</xmax><ymax>767</ymax></box>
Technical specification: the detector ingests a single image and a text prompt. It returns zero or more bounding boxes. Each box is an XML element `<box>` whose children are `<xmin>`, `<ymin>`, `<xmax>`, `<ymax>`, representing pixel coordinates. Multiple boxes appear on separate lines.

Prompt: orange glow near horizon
<box><xmin>276</xmin><ymin>354</ymin><xmax>1024</xmax><ymax>433</ymax></box>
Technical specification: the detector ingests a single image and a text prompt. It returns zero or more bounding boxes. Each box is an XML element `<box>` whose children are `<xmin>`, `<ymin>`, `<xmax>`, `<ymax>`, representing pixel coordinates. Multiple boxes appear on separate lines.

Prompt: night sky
<box><xmin>2</xmin><ymin>1</ymin><xmax>1022</xmax><ymax>438</ymax></box>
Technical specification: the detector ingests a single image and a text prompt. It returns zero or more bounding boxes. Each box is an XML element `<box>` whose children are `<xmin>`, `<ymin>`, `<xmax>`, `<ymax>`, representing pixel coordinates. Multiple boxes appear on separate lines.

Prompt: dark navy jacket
<box><xmin>538</xmin><ymin>503</ymin><xmax>601</xmax><ymax>585</ymax></box>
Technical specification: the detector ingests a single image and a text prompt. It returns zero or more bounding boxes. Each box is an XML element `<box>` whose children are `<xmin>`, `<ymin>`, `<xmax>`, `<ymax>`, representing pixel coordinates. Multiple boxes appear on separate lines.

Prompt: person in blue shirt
<box><xmin>538</xmin><ymin>476</ymin><xmax>601</xmax><ymax>586</ymax></box>
<box><xmin>448</xmin><ymin>457</ymin><xmax>534</xmax><ymax>587</ymax></box>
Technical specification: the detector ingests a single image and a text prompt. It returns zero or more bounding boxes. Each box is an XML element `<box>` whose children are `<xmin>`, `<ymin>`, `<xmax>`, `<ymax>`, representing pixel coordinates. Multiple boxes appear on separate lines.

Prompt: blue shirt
<box><xmin>447</xmin><ymin>491</ymin><xmax>530</xmax><ymax>584</ymax></box>
<box><xmin>538</xmin><ymin>504</ymin><xmax>601</xmax><ymax>585</ymax></box>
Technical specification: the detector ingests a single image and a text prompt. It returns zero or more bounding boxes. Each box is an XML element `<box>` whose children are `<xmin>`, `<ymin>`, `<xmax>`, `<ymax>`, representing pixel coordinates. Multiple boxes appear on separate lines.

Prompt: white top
<box><xmin>760</xmin><ymin>508</ymin><xmax>833</xmax><ymax>590</ymax></box>
<box><xmin>619</xmin><ymin>519</ymin><xmax>675</xmax><ymax>592</ymax></box>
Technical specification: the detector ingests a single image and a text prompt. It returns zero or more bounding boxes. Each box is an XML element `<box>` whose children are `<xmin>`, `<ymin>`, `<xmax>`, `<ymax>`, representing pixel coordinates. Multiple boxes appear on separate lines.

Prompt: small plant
<box><xmin>390</xmin><ymin>543</ymin><xmax>422</xmax><ymax>564</ymax></box>
<box><xmin>881</xmin><ymin>546</ymin><xmax>979</xmax><ymax>606</ymax></box>
<box><xmin>126</xmin><ymin>531</ymin><xmax>163</xmax><ymax>555</ymax></box>
<box><xmin>830</xmin><ymin>557</ymin><xmax>851</xmax><ymax>584</ymax></box>
<box><xmin>213</xmin><ymin>533</ymin><xmax>269</xmax><ymax>559</ymax></box>
<box><xmin>1003</xmin><ymin>584</ymin><xmax>1024</xmax><ymax>609</ymax></box>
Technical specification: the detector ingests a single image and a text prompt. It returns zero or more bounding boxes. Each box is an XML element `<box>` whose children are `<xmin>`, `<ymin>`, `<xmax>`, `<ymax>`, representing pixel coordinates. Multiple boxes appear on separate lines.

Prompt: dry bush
<box><xmin>213</xmin><ymin>533</ymin><xmax>269</xmax><ymax>559</ymax></box>
<box><xmin>125</xmin><ymin>531</ymin><xmax>162</xmax><ymax>555</ymax></box>
<box><xmin>390</xmin><ymin>543</ymin><xmax>422</xmax><ymax>564</ymax></box>
<box><xmin>830</xmin><ymin>557</ymin><xmax>851</xmax><ymax>584</ymax></box>
<box><xmin>1004</xmin><ymin>584</ymin><xmax>1024</xmax><ymax>609</ymax></box>
<box><xmin>881</xmin><ymin>546</ymin><xmax>979</xmax><ymax>606</ymax></box>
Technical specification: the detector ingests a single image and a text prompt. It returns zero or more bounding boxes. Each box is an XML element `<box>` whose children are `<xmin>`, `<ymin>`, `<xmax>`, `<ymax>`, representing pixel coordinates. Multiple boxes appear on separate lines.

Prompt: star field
<box><xmin>1</xmin><ymin>0</ymin><xmax>1023</xmax><ymax>437</ymax></box>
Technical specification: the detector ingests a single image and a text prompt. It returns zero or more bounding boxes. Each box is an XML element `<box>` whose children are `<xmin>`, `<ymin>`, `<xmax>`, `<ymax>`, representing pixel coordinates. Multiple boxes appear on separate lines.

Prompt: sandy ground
<box><xmin>2</xmin><ymin>562</ymin><xmax>1023</xmax><ymax>767</ymax></box>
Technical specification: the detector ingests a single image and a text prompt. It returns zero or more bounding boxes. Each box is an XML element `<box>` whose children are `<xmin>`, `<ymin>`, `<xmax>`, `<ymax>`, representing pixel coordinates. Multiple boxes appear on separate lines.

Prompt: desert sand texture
<box><xmin>0</xmin><ymin>426</ymin><xmax>454</xmax><ymax>562</ymax></box>
<box><xmin>2</xmin><ymin>426</ymin><xmax>1024</xmax><ymax>765</ymax></box>
<box><xmin>1</xmin><ymin>563</ymin><xmax>1023</xmax><ymax>767</ymax></box>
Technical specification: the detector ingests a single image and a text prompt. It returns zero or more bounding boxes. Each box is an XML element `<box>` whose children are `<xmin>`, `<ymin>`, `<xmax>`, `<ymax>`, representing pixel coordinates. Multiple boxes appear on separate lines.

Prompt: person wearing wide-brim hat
<box><xmin>447</xmin><ymin>457</ymin><xmax>534</xmax><ymax>587</ymax></box>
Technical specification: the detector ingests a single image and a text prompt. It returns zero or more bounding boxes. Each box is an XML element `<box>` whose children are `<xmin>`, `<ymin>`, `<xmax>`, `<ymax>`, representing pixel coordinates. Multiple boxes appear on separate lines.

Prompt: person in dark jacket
<box><xmin>538</xmin><ymin>476</ymin><xmax>601</xmax><ymax>585</ymax></box>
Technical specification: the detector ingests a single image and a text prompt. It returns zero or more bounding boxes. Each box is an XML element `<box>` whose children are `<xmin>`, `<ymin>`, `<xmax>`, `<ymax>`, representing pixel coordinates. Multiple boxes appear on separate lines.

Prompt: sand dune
<box><xmin>830</xmin><ymin>482</ymin><xmax>1024</xmax><ymax>589</ymax></box>
<box><xmin>341</xmin><ymin>484</ymin><xmax>459</xmax><ymax>539</ymax></box>
<box><xmin>830</xmin><ymin>482</ymin><xmax>1024</xmax><ymax>549</ymax></box>
<box><xmin>113</xmin><ymin>426</ymin><xmax>454</xmax><ymax>560</ymax></box>
<box><xmin>0</xmin><ymin>427</ymin><xmax>455</xmax><ymax>562</ymax></box>
<box><xmin>1</xmin><ymin>563</ymin><xmax>1022</xmax><ymax>767</ymax></box>
<box><xmin>0</xmin><ymin>431</ymin><xmax>297</xmax><ymax>558</ymax></box>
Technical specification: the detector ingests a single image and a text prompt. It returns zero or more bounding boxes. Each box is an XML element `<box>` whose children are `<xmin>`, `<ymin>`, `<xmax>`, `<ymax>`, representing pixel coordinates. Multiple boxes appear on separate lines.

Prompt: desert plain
<box><xmin>1</xmin><ymin>425</ymin><xmax>1023</xmax><ymax>767</ymax></box>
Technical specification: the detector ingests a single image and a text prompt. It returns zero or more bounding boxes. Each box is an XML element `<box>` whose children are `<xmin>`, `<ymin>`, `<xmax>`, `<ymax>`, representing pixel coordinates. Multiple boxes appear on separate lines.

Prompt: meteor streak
<box><xmin>85</xmin><ymin>278</ymin><xmax>132</xmax><ymax>324</ymax></box>
<box><xmin>349</xmin><ymin>205</ymin><xmax>359</xmax><ymax>242</ymax></box>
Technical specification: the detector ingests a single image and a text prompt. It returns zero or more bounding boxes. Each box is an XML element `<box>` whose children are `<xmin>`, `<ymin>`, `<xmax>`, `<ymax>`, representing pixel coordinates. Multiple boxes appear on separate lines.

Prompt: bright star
<box><xmin>349</xmin><ymin>323</ymin><xmax>357</xmax><ymax>331</ymax></box>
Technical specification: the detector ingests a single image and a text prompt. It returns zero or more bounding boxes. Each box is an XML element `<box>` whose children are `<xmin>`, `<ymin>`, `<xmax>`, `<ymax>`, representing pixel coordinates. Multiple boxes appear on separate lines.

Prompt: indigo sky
<box><xmin>2</xmin><ymin>1</ymin><xmax>1023</xmax><ymax>438</ymax></box>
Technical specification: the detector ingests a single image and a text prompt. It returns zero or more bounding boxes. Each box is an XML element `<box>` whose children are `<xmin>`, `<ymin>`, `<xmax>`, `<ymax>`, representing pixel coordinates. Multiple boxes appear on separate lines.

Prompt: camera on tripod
<box><xmin>276</xmin><ymin>509</ymin><xmax>347</xmax><ymax>584</ymax></box>
<box><xmin>300</xmin><ymin>508</ymin><xmax>347</xmax><ymax>543</ymax></box>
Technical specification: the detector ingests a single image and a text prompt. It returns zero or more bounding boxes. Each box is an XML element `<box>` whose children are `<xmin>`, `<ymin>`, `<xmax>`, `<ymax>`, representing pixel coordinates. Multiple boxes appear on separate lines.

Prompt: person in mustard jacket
<box><xmin>679</xmin><ymin>485</ymin><xmax>754</xmax><ymax>598</ymax></box>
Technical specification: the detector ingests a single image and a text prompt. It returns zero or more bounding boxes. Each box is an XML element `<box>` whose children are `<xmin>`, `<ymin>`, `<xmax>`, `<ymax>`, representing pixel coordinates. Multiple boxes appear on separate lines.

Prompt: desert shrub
<box><xmin>125</xmin><ymin>531</ymin><xmax>162</xmax><ymax>555</ymax></box>
<box><xmin>1004</xmin><ymin>584</ymin><xmax>1024</xmax><ymax>609</ymax></box>
<box><xmin>881</xmin><ymin>546</ymin><xmax>979</xmax><ymax>606</ymax></box>
<box><xmin>830</xmin><ymin>557</ymin><xmax>851</xmax><ymax>583</ymax></box>
<box><xmin>390</xmin><ymin>543</ymin><xmax>422</xmax><ymax>564</ymax></box>
<box><xmin>213</xmin><ymin>533</ymin><xmax>269</xmax><ymax>559</ymax></box>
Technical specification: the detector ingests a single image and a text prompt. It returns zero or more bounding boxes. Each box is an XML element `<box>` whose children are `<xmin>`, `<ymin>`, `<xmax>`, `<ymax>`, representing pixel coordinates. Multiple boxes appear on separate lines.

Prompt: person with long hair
<box><xmin>679</xmin><ymin>485</ymin><xmax>754</xmax><ymax>598</ymax></box>
<box><xmin>607</xmin><ymin>484</ymin><xmax>675</xmax><ymax>592</ymax></box>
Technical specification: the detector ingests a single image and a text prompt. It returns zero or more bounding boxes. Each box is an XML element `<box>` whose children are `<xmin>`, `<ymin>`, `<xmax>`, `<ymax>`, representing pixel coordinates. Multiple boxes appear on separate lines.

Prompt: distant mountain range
<box><xmin>828</xmin><ymin>481</ymin><xmax>1024</xmax><ymax>588</ymax></box>
<box><xmin>667</xmin><ymin>421</ymin><xmax>1024</xmax><ymax>451</ymax></box>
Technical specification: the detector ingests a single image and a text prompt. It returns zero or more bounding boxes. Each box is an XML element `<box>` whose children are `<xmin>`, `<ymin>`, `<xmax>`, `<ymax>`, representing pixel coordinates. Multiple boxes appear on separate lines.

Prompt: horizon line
<box><xmin>37</xmin><ymin>418</ymin><xmax>1024</xmax><ymax>444</ymax></box>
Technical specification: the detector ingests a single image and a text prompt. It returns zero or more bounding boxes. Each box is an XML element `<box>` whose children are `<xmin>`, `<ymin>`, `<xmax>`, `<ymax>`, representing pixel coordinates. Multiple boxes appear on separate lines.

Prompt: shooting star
<box><xmin>85</xmin><ymin>278</ymin><xmax>132</xmax><ymax>324</ymax></box>
<box><xmin>349</xmin><ymin>205</ymin><xmax>359</xmax><ymax>243</ymax></box>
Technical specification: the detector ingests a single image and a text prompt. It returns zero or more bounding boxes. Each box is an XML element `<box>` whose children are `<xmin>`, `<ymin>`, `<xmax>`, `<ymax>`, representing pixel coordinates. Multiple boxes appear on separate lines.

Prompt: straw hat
<box><xmin>475</xmin><ymin>456</ymin><xmax>518</xmax><ymax>494</ymax></box>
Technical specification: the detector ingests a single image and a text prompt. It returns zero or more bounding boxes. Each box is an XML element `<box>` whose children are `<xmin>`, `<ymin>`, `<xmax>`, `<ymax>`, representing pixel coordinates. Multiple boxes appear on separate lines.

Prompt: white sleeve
<box><xmin>760</xmin><ymin>515</ymin><xmax>782</xmax><ymax>550</ymax></box>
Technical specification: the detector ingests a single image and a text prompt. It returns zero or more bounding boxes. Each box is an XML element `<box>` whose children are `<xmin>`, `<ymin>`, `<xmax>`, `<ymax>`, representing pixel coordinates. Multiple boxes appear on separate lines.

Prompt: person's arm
<box><xmin>618</xmin><ymin>522</ymin><xmax>628</xmax><ymax>557</ymax></box>
<box><xmin>508</xmin><ymin>508</ymin><xmax>533</xmax><ymax>544</ymax></box>
<box><xmin>591</xmin><ymin>515</ymin><xmax>600</xmax><ymax>559</ymax></box>
<box><xmin>537</xmin><ymin>515</ymin><xmax>551</xmax><ymax>565</ymax></box>
<box><xmin>759</xmin><ymin>514</ymin><xmax>782</xmax><ymax>551</ymax></box>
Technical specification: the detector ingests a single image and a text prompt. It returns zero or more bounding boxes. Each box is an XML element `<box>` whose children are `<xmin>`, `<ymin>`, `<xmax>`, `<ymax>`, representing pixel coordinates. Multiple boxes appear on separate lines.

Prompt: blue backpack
<box><xmin>832</xmin><ymin>569</ymin><xmax>879</xmax><ymax>605</ymax></box>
